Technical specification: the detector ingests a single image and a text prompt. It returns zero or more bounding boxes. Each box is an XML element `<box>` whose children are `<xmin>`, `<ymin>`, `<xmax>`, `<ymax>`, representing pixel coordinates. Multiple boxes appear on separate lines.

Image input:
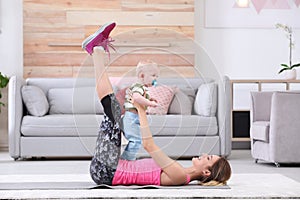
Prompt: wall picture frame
<box><xmin>204</xmin><ymin>0</ymin><xmax>300</xmax><ymax>28</ymax></box>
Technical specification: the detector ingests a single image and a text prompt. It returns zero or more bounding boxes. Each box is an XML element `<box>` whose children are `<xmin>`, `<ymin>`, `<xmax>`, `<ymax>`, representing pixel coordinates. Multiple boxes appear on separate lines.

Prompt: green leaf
<box><xmin>0</xmin><ymin>73</ymin><xmax>9</xmax><ymax>88</ymax></box>
<box><xmin>0</xmin><ymin>92</ymin><xmax>4</xmax><ymax>113</ymax></box>
<box><xmin>280</xmin><ymin>64</ymin><xmax>290</xmax><ymax>68</ymax></box>
<box><xmin>291</xmin><ymin>63</ymin><xmax>300</xmax><ymax>69</ymax></box>
<box><xmin>278</xmin><ymin>68</ymin><xmax>291</xmax><ymax>74</ymax></box>
<box><xmin>0</xmin><ymin>72</ymin><xmax>9</xmax><ymax>113</ymax></box>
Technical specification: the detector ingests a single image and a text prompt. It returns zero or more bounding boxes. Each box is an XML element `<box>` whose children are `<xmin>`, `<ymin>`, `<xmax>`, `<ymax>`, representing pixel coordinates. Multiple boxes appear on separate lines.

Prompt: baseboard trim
<box><xmin>232</xmin><ymin>141</ymin><xmax>251</xmax><ymax>149</ymax></box>
<box><xmin>0</xmin><ymin>146</ymin><xmax>8</xmax><ymax>152</ymax></box>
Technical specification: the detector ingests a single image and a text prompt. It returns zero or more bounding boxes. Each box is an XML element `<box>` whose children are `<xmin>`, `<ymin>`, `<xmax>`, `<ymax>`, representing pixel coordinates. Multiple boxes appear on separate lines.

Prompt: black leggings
<box><xmin>89</xmin><ymin>94</ymin><xmax>123</xmax><ymax>185</ymax></box>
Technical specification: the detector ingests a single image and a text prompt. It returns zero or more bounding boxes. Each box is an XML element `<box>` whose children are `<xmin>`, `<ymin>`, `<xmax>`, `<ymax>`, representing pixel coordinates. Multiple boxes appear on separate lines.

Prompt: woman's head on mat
<box><xmin>192</xmin><ymin>154</ymin><xmax>231</xmax><ymax>186</ymax></box>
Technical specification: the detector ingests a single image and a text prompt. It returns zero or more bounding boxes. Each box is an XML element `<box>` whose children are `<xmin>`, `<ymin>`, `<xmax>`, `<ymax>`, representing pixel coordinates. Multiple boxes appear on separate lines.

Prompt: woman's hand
<box><xmin>134</xmin><ymin>100</ymin><xmax>147</xmax><ymax>112</ymax></box>
<box><xmin>128</xmin><ymin>91</ymin><xmax>147</xmax><ymax>112</ymax></box>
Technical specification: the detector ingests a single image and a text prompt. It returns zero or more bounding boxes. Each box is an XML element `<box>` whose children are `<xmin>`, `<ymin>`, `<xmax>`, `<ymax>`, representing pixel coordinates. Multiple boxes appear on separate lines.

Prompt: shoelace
<box><xmin>97</xmin><ymin>37</ymin><xmax>116</xmax><ymax>60</ymax></box>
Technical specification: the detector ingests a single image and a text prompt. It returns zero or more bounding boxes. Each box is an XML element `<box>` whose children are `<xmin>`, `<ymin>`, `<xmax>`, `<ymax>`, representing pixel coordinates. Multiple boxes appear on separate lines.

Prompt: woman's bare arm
<box><xmin>135</xmin><ymin>104</ymin><xmax>187</xmax><ymax>185</ymax></box>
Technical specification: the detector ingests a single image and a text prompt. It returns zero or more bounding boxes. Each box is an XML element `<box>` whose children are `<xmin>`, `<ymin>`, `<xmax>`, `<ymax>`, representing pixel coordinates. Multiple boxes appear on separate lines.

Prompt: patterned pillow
<box><xmin>147</xmin><ymin>85</ymin><xmax>175</xmax><ymax>115</ymax></box>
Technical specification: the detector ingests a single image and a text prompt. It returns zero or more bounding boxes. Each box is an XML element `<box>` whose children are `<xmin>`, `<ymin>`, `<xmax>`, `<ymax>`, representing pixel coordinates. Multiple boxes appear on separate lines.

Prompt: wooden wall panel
<box><xmin>143</xmin><ymin>0</ymin><xmax>194</xmax><ymax>4</ymax></box>
<box><xmin>73</xmin><ymin>66</ymin><xmax>195</xmax><ymax>79</ymax></box>
<box><xmin>24</xmin><ymin>0</ymin><xmax>195</xmax><ymax>78</ymax></box>
<box><xmin>24</xmin><ymin>66</ymin><xmax>73</xmax><ymax>78</ymax></box>
<box><xmin>123</xmin><ymin>0</ymin><xmax>194</xmax><ymax>5</ymax></box>
<box><xmin>67</xmin><ymin>11</ymin><xmax>194</xmax><ymax>26</ymax></box>
<box><xmin>23</xmin><ymin>0</ymin><xmax>121</xmax><ymax>10</ymax></box>
<box><xmin>121</xmin><ymin>0</ymin><xmax>194</xmax><ymax>12</ymax></box>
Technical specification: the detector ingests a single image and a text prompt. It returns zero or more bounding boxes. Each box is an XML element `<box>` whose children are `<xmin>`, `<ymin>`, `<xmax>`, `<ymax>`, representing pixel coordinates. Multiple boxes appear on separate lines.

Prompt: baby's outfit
<box><xmin>121</xmin><ymin>83</ymin><xmax>150</xmax><ymax>160</ymax></box>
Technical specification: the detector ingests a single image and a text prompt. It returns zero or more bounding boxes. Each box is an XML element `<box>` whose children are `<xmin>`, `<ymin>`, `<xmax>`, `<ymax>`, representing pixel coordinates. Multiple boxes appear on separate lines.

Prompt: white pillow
<box><xmin>48</xmin><ymin>87</ymin><xmax>103</xmax><ymax>114</ymax></box>
<box><xmin>22</xmin><ymin>85</ymin><xmax>49</xmax><ymax>117</ymax></box>
<box><xmin>194</xmin><ymin>83</ymin><xmax>217</xmax><ymax>117</ymax></box>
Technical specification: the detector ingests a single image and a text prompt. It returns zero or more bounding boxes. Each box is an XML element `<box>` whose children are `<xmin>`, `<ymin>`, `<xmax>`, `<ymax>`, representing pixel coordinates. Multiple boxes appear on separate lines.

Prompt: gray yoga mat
<box><xmin>0</xmin><ymin>181</ymin><xmax>230</xmax><ymax>190</ymax></box>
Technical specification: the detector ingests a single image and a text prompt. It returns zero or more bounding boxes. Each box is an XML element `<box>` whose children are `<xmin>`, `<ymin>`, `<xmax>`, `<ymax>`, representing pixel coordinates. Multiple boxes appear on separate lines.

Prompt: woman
<box><xmin>85</xmin><ymin>23</ymin><xmax>232</xmax><ymax>186</ymax></box>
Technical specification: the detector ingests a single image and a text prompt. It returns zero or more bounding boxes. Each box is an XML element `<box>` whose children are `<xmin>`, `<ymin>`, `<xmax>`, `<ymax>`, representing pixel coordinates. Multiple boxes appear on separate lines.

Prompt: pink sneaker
<box><xmin>82</xmin><ymin>22</ymin><xmax>116</xmax><ymax>55</ymax></box>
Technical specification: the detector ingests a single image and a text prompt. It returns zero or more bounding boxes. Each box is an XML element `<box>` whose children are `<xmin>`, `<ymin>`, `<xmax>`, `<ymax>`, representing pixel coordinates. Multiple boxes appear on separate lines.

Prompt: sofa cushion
<box><xmin>21</xmin><ymin>114</ymin><xmax>103</xmax><ymax>137</ymax></box>
<box><xmin>251</xmin><ymin>121</ymin><xmax>270</xmax><ymax>142</ymax></box>
<box><xmin>147</xmin><ymin>85</ymin><xmax>175</xmax><ymax>115</ymax></box>
<box><xmin>181</xmin><ymin>88</ymin><xmax>196</xmax><ymax>105</ymax></box>
<box><xmin>194</xmin><ymin>83</ymin><xmax>217</xmax><ymax>117</ymax></box>
<box><xmin>21</xmin><ymin>85</ymin><xmax>49</xmax><ymax>117</ymax></box>
<box><xmin>168</xmin><ymin>88</ymin><xmax>193</xmax><ymax>115</ymax></box>
<box><xmin>48</xmin><ymin>87</ymin><xmax>103</xmax><ymax>114</ymax></box>
<box><xmin>148</xmin><ymin>115</ymin><xmax>218</xmax><ymax>136</ymax></box>
<box><xmin>21</xmin><ymin>114</ymin><xmax>218</xmax><ymax>137</ymax></box>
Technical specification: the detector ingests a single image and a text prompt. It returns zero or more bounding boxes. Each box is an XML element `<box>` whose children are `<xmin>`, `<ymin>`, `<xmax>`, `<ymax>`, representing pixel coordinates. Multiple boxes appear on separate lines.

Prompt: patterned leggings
<box><xmin>89</xmin><ymin>94</ymin><xmax>123</xmax><ymax>185</ymax></box>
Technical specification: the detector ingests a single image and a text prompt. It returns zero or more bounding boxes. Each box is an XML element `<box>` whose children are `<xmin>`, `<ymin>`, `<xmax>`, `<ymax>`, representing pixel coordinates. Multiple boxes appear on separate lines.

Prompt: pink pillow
<box><xmin>147</xmin><ymin>85</ymin><xmax>175</xmax><ymax>115</ymax></box>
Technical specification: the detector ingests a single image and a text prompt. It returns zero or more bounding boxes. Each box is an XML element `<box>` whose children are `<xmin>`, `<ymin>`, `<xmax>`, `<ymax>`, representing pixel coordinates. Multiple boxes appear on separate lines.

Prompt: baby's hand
<box><xmin>149</xmin><ymin>98</ymin><xmax>158</xmax><ymax>107</ymax></box>
<box><xmin>149</xmin><ymin>100</ymin><xmax>158</xmax><ymax>107</ymax></box>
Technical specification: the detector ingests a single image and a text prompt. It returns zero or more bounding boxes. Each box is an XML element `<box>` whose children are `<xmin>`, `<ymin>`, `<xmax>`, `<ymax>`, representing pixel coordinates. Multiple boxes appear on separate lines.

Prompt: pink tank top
<box><xmin>112</xmin><ymin>158</ymin><xmax>161</xmax><ymax>185</ymax></box>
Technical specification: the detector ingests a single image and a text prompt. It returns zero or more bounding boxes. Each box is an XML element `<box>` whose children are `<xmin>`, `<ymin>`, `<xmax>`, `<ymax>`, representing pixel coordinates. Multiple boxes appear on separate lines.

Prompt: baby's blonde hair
<box><xmin>136</xmin><ymin>60</ymin><xmax>159</xmax><ymax>76</ymax></box>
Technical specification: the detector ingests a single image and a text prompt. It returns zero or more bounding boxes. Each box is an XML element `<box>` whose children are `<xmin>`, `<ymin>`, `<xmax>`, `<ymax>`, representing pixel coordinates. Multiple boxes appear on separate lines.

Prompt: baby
<box><xmin>121</xmin><ymin>60</ymin><xmax>160</xmax><ymax>160</ymax></box>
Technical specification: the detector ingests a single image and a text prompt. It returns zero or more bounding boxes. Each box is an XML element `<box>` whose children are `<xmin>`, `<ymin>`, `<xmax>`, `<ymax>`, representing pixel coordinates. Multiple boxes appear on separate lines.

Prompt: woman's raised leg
<box><xmin>92</xmin><ymin>47</ymin><xmax>114</xmax><ymax>100</ymax></box>
<box><xmin>89</xmin><ymin>46</ymin><xmax>123</xmax><ymax>185</ymax></box>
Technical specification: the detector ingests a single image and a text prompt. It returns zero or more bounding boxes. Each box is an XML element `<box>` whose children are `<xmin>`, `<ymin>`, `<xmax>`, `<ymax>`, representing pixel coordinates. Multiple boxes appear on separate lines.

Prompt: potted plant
<box><xmin>276</xmin><ymin>23</ymin><xmax>300</xmax><ymax>80</ymax></box>
<box><xmin>0</xmin><ymin>72</ymin><xmax>9</xmax><ymax>113</ymax></box>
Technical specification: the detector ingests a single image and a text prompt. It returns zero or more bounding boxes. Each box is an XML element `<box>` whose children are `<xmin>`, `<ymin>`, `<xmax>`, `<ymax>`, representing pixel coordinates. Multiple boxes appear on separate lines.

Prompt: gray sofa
<box><xmin>9</xmin><ymin>76</ymin><xmax>231</xmax><ymax>160</ymax></box>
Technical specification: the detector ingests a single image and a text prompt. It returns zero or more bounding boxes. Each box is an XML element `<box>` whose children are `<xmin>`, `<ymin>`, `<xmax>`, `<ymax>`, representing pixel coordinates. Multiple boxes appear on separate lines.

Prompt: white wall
<box><xmin>0</xmin><ymin>0</ymin><xmax>23</xmax><ymax>149</ymax></box>
<box><xmin>194</xmin><ymin>0</ymin><xmax>300</xmax><ymax>80</ymax></box>
<box><xmin>0</xmin><ymin>0</ymin><xmax>23</xmax><ymax>77</ymax></box>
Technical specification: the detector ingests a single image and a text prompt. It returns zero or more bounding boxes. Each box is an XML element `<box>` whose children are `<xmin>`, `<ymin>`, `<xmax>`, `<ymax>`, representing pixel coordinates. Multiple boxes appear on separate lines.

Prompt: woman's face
<box><xmin>192</xmin><ymin>154</ymin><xmax>220</xmax><ymax>172</ymax></box>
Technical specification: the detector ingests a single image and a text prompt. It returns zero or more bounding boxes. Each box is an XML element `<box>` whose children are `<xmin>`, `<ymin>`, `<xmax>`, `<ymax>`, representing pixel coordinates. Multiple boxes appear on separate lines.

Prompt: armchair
<box><xmin>250</xmin><ymin>91</ymin><xmax>300</xmax><ymax>166</ymax></box>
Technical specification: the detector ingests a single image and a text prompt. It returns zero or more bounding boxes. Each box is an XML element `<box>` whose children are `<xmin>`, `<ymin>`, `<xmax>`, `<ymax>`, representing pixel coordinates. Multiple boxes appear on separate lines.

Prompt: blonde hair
<box><xmin>200</xmin><ymin>180</ymin><xmax>226</xmax><ymax>186</ymax></box>
<box><xmin>136</xmin><ymin>60</ymin><xmax>159</xmax><ymax>76</ymax></box>
<box><xmin>198</xmin><ymin>157</ymin><xmax>231</xmax><ymax>186</ymax></box>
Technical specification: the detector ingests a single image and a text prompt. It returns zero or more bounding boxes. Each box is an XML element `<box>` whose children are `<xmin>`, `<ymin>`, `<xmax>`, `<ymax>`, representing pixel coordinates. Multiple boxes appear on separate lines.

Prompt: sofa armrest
<box><xmin>269</xmin><ymin>91</ymin><xmax>300</xmax><ymax>162</ymax></box>
<box><xmin>8</xmin><ymin>76</ymin><xmax>25</xmax><ymax>159</ymax></box>
<box><xmin>217</xmin><ymin>76</ymin><xmax>231</xmax><ymax>157</ymax></box>
<box><xmin>250</xmin><ymin>91</ymin><xmax>273</xmax><ymax>123</ymax></box>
